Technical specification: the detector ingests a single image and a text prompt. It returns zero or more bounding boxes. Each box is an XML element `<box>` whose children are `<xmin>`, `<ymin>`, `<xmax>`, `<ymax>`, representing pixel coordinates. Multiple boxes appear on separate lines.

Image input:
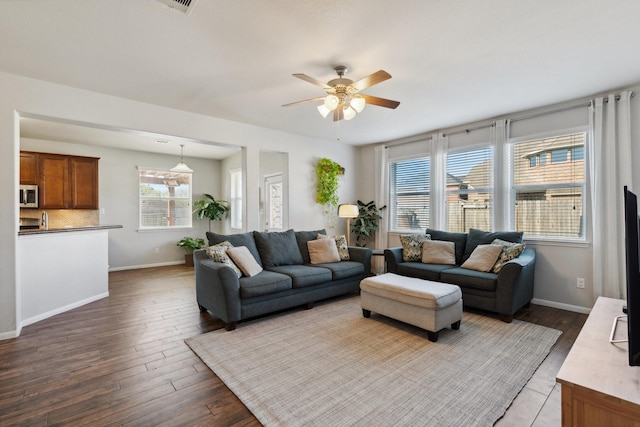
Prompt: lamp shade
<box><xmin>324</xmin><ymin>94</ymin><xmax>339</xmax><ymax>111</ymax></box>
<box><xmin>338</xmin><ymin>204</ymin><xmax>359</xmax><ymax>218</ymax></box>
<box><xmin>342</xmin><ymin>106</ymin><xmax>356</xmax><ymax>120</ymax></box>
<box><xmin>170</xmin><ymin>144</ymin><xmax>193</xmax><ymax>173</ymax></box>
<box><xmin>350</xmin><ymin>95</ymin><xmax>365</xmax><ymax>113</ymax></box>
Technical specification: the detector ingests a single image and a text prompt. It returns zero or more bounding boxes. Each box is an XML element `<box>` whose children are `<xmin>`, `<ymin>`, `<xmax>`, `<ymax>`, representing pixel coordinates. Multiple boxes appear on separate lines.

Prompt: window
<box><xmin>446</xmin><ymin>146</ymin><xmax>493</xmax><ymax>232</ymax></box>
<box><xmin>389</xmin><ymin>157</ymin><xmax>430</xmax><ymax>230</ymax></box>
<box><xmin>230</xmin><ymin>169</ymin><xmax>243</xmax><ymax>229</ymax></box>
<box><xmin>512</xmin><ymin>132</ymin><xmax>586</xmax><ymax>238</ymax></box>
<box><xmin>139</xmin><ymin>168</ymin><xmax>192</xmax><ymax>229</ymax></box>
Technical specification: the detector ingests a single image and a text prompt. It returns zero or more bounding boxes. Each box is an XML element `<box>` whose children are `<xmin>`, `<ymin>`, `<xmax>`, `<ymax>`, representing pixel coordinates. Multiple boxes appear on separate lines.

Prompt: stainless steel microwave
<box><xmin>19</xmin><ymin>184</ymin><xmax>38</xmax><ymax>208</ymax></box>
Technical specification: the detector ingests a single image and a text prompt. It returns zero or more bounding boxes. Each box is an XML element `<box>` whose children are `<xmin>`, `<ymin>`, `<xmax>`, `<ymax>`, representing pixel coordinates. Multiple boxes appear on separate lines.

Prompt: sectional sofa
<box><xmin>384</xmin><ymin>228</ymin><xmax>536</xmax><ymax>322</ymax></box>
<box><xmin>194</xmin><ymin>229</ymin><xmax>372</xmax><ymax>330</ymax></box>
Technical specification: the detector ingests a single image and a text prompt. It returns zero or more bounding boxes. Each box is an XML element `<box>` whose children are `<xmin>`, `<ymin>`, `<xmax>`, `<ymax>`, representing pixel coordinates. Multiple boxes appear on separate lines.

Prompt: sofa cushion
<box><xmin>318</xmin><ymin>234</ymin><xmax>350</xmax><ymax>261</ymax></box>
<box><xmin>491</xmin><ymin>238</ymin><xmax>526</xmax><ymax>273</ymax></box>
<box><xmin>205</xmin><ymin>241</ymin><xmax>242</xmax><ymax>278</ymax></box>
<box><xmin>426</xmin><ymin>229</ymin><xmax>468</xmax><ymax>265</ymax></box>
<box><xmin>396</xmin><ymin>262</ymin><xmax>456</xmax><ymax>282</ymax></box>
<box><xmin>307</xmin><ymin>238</ymin><xmax>340</xmax><ymax>264</ymax></box>
<box><xmin>421</xmin><ymin>240</ymin><xmax>456</xmax><ymax>265</ymax></box>
<box><xmin>461</xmin><ymin>244</ymin><xmax>503</xmax><ymax>272</ymax></box>
<box><xmin>239</xmin><ymin>270</ymin><xmax>292</xmax><ymax>298</ymax></box>
<box><xmin>311</xmin><ymin>261</ymin><xmax>364</xmax><ymax>280</ymax></box>
<box><xmin>462</xmin><ymin>228</ymin><xmax>524</xmax><ymax>263</ymax></box>
<box><xmin>295</xmin><ymin>229</ymin><xmax>327</xmax><ymax>264</ymax></box>
<box><xmin>254</xmin><ymin>229</ymin><xmax>304</xmax><ymax>269</ymax></box>
<box><xmin>268</xmin><ymin>265</ymin><xmax>332</xmax><ymax>288</ymax></box>
<box><xmin>207</xmin><ymin>231</ymin><xmax>262</xmax><ymax>266</ymax></box>
<box><xmin>227</xmin><ymin>246</ymin><xmax>263</xmax><ymax>277</ymax></box>
<box><xmin>440</xmin><ymin>267</ymin><xmax>498</xmax><ymax>292</ymax></box>
<box><xmin>399</xmin><ymin>234</ymin><xmax>431</xmax><ymax>261</ymax></box>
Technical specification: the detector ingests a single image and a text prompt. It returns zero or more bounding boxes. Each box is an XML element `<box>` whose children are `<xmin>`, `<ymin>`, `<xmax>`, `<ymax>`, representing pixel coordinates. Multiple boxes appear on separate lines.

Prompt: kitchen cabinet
<box><xmin>37</xmin><ymin>152</ymin><xmax>99</xmax><ymax>209</ymax></box>
<box><xmin>19</xmin><ymin>152</ymin><xmax>38</xmax><ymax>184</ymax></box>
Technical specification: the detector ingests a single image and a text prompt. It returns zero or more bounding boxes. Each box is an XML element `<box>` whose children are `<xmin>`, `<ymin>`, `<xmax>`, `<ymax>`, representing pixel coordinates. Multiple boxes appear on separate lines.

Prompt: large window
<box><xmin>389</xmin><ymin>157</ymin><xmax>430</xmax><ymax>231</ymax></box>
<box><xmin>139</xmin><ymin>168</ymin><xmax>192</xmax><ymax>229</ymax></box>
<box><xmin>512</xmin><ymin>132</ymin><xmax>585</xmax><ymax>238</ymax></box>
<box><xmin>446</xmin><ymin>146</ymin><xmax>493</xmax><ymax>232</ymax></box>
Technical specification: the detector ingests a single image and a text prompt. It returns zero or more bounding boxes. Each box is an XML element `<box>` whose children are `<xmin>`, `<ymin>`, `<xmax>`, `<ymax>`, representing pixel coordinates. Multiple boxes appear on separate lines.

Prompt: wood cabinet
<box><xmin>26</xmin><ymin>151</ymin><xmax>99</xmax><ymax>209</ymax></box>
<box><xmin>557</xmin><ymin>297</ymin><xmax>640</xmax><ymax>426</ymax></box>
<box><xmin>20</xmin><ymin>152</ymin><xmax>38</xmax><ymax>184</ymax></box>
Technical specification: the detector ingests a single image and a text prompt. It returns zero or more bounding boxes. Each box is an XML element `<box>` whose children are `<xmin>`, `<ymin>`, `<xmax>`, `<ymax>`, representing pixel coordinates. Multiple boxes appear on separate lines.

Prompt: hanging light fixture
<box><xmin>317</xmin><ymin>93</ymin><xmax>366</xmax><ymax>120</ymax></box>
<box><xmin>171</xmin><ymin>144</ymin><xmax>193</xmax><ymax>173</ymax></box>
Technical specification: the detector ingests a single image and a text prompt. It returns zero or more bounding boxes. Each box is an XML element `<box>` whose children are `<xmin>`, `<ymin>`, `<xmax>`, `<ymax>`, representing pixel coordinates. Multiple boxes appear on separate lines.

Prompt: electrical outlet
<box><xmin>155</xmin><ymin>247</ymin><xmax>160</xmax><ymax>254</ymax></box>
<box><xmin>577</xmin><ymin>277</ymin><xmax>585</xmax><ymax>289</ymax></box>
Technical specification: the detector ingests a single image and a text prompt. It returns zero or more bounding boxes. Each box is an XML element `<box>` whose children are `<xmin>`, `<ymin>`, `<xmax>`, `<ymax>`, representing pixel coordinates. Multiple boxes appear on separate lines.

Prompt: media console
<box><xmin>557</xmin><ymin>297</ymin><xmax>640</xmax><ymax>426</ymax></box>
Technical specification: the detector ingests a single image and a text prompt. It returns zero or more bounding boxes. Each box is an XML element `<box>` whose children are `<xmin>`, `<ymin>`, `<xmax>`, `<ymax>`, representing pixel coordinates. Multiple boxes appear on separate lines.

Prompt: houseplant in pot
<box><xmin>177</xmin><ymin>237</ymin><xmax>205</xmax><ymax>266</ymax></box>
<box><xmin>351</xmin><ymin>200</ymin><xmax>387</xmax><ymax>247</ymax></box>
<box><xmin>193</xmin><ymin>193</ymin><xmax>230</xmax><ymax>232</ymax></box>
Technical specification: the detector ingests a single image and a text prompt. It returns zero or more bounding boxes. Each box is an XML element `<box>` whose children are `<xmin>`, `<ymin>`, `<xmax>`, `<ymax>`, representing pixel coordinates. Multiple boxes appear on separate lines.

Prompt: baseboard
<box><xmin>0</xmin><ymin>329</ymin><xmax>19</xmax><ymax>340</ymax></box>
<box><xmin>109</xmin><ymin>260</ymin><xmax>184</xmax><ymax>272</ymax></box>
<box><xmin>19</xmin><ymin>292</ymin><xmax>110</xmax><ymax>328</ymax></box>
<box><xmin>531</xmin><ymin>298</ymin><xmax>592</xmax><ymax>314</ymax></box>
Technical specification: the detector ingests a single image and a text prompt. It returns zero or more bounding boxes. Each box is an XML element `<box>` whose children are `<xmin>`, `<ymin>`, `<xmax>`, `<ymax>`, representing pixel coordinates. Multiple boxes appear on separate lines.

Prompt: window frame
<box><xmin>138</xmin><ymin>167</ymin><xmax>193</xmax><ymax>231</ymax></box>
<box><xmin>388</xmin><ymin>154</ymin><xmax>431</xmax><ymax>233</ymax></box>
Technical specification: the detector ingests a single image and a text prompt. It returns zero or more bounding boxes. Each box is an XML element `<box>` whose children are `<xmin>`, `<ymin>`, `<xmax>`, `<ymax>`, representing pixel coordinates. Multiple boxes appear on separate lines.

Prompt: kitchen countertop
<box><xmin>18</xmin><ymin>224</ymin><xmax>123</xmax><ymax>235</ymax></box>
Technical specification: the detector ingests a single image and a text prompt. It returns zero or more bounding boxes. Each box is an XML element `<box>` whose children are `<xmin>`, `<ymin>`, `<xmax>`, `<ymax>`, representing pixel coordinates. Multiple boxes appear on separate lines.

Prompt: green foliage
<box><xmin>176</xmin><ymin>236</ymin><xmax>205</xmax><ymax>254</ymax></box>
<box><xmin>315</xmin><ymin>158</ymin><xmax>345</xmax><ymax>209</ymax></box>
<box><xmin>350</xmin><ymin>200</ymin><xmax>387</xmax><ymax>247</ymax></box>
<box><xmin>193</xmin><ymin>193</ymin><xmax>230</xmax><ymax>232</ymax></box>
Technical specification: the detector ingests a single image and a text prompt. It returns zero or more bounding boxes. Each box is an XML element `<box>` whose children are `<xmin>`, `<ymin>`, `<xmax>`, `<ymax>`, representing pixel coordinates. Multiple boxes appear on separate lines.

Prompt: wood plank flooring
<box><xmin>0</xmin><ymin>265</ymin><xmax>587</xmax><ymax>426</ymax></box>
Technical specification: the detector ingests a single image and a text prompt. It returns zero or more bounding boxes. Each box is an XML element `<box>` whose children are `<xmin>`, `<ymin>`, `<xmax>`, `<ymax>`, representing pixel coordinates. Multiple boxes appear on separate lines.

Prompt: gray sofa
<box><xmin>384</xmin><ymin>228</ymin><xmax>535</xmax><ymax>322</ymax></box>
<box><xmin>195</xmin><ymin>229</ymin><xmax>372</xmax><ymax>330</ymax></box>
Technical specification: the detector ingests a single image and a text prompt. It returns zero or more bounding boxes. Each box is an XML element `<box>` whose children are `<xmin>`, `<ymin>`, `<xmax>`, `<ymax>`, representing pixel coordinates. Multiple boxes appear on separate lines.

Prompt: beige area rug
<box><xmin>186</xmin><ymin>296</ymin><xmax>561</xmax><ymax>426</ymax></box>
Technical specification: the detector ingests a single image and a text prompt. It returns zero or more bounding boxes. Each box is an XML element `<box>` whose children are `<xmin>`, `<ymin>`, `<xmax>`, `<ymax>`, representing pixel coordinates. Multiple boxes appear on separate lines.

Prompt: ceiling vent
<box><xmin>153</xmin><ymin>0</ymin><xmax>196</xmax><ymax>14</ymax></box>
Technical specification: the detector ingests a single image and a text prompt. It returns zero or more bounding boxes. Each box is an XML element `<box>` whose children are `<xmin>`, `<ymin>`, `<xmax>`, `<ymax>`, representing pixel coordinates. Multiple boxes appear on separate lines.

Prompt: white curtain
<box><xmin>373</xmin><ymin>145</ymin><xmax>389</xmax><ymax>273</ymax></box>
<box><xmin>589</xmin><ymin>91</ymin><xmax>634</xmax><ymax>299</ymax></box>
<box><xmin>491</xmin><ymin>119</ymin><xmax>512</xmax><ymax>230</ymax></box>
<box><xmin>430</xmin><ymin>133</ymin><xmax>449</xmax><ymax>229</ymax></box>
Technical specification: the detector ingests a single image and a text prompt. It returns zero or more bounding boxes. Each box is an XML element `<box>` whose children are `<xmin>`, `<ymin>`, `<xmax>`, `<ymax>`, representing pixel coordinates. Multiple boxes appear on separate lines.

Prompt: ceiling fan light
<box><xmin>343</xmin><ymin>106</ymin><xmax>356</xmax><ymax>120</ymax></box>
<box><xmin>350</xmin><ymin>95</ymin><xmax>365</xmax><ymax>113</ymax></box>
<box><xmin>324</xmin><ymin>94</ymin><xmax>339</xmax><ymax>111</ymax></box>
<box><xmin>317</xmin><ymin>104</ymin><xmax>331</xmax><ymax>118</ymax></box>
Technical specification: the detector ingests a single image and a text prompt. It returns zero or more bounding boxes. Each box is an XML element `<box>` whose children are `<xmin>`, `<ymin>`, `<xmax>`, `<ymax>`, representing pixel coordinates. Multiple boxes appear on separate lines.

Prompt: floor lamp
<box><xmin>338</xmin><ymin>204</ymin><xmax>359</xmax><ymax>246</ymax></box>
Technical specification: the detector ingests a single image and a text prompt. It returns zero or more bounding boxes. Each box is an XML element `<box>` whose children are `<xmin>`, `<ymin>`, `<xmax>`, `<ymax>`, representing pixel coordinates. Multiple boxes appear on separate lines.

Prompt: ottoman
<box><xmin>360</xmin><ymin>273</ymin><xmax>462</xmax><ymax>342</ymax></box>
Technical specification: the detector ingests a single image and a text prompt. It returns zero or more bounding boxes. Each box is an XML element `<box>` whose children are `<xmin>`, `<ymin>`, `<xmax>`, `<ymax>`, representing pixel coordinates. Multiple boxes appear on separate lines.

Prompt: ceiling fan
<box><xmin>283</xmin><ymin>65</ymin><xmax>400</xmax><ymax>122</ymax></box>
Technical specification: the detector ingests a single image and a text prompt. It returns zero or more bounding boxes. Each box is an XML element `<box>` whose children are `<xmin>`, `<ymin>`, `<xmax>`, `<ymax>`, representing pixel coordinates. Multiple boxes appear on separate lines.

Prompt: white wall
<box><xmin>358</xmin><ymin>88</ymin><xmax>640</xmax><ymax>313</ymax></box>
<box><xmin>0</xmin><ymin>71</ymin><xmax>358</xmax><ymax>338</ymax></box>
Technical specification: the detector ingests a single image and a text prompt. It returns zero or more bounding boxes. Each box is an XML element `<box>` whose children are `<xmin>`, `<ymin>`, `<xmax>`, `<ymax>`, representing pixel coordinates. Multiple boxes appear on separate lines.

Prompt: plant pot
<box><xmin>185</xmin><ymin>254</ymin><xmax>194</xmax><ymax>267</ymax></box>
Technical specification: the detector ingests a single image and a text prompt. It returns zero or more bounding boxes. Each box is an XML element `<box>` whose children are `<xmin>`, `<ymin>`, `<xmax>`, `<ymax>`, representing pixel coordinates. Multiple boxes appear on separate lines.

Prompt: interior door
<box><xmin>264</xmin><ymin>173</ymin><xmax>283</xmax><ymax>232</ymax></box>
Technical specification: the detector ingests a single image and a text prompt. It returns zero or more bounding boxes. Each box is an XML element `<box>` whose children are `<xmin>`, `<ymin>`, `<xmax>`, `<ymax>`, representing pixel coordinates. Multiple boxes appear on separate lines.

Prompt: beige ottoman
<box><xmin>360</xmin><ymin>273</ymin><xmax>462</xmax><ymax>342</ymax></box>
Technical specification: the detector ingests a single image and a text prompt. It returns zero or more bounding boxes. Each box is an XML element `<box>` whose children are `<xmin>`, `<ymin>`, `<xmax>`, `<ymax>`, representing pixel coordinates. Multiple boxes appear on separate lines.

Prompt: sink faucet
<box><xmin>41</xmin><ymin>211</ymin><xmax>48</xmax><ymax>230</ymax></box>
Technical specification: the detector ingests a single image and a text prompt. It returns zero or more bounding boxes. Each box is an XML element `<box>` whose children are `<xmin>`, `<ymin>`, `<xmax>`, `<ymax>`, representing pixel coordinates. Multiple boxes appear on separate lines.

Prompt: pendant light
<box><xmin>171</xmin><ymin>144</ymin><xmax>193</xmax><ymax>173</ymax></box>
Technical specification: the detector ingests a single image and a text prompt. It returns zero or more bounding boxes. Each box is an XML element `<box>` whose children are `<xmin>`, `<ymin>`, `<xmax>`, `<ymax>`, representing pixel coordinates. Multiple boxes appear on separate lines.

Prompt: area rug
<box><xmin>186</xmin><ymin>296</ymin><xmax>561</xmax><ymax>426</ymax></box>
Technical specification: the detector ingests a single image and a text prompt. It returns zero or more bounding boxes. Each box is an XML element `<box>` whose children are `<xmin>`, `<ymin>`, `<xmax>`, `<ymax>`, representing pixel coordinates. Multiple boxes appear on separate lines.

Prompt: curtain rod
<box><xmin>385</xmin><ymin>93</ymin><xmax>630</xmax><ymax>148</ymax></box>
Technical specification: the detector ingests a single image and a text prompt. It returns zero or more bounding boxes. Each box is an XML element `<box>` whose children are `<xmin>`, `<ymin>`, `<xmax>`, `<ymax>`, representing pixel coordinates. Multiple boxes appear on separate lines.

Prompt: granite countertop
<box><xmin>18</xmin><ymin>224</ymin><xmax>123</xmax><ymax>235</ymax></box>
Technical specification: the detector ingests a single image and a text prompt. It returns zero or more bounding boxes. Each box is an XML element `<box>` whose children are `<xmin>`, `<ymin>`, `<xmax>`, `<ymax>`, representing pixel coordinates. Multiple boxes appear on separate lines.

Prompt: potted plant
<box><xmin>351</xmin><ymin>200</ymin><xmax>387</xmax><ymax>247</ymax></box>
<box><xmin>193</xmin><ymin>193</ymin><xmax>230</xmax><ymax>231</ymax></box>
<box><xmin>177</xmin><ymin>236</ymin><xmax>205</xmax><ymax>266</ymax></box>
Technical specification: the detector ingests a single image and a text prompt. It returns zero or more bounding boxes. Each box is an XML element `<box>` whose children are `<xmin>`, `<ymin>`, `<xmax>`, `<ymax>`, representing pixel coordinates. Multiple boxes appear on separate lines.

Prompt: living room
<box><xmin>2</xmin><ymin>1</ymin><xmax>640</xmax><ymax>425</ymax></box>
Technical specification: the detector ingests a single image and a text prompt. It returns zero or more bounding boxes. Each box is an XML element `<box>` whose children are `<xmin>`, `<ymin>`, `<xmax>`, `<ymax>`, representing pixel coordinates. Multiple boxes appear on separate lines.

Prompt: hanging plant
<box><xmin>315</xmin><ymin>157</ymin><xmax>345</xmax><ymax>210</ymax></box>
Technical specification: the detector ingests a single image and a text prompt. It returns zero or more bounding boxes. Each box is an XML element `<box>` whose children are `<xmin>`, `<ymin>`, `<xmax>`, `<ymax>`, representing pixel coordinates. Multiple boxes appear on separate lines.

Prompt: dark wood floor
<box><xmin>0</xmin><ymin>265</ymin><xmax>587</xmax><ymax>426</ymax></box>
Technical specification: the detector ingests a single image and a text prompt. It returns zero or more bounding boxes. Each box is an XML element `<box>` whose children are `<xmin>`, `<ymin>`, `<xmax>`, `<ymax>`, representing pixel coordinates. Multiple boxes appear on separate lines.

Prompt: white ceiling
<box><xmin>2</xmin><ymin>0</ymin><xmax>640</xmax><ymax>149</ymax></box>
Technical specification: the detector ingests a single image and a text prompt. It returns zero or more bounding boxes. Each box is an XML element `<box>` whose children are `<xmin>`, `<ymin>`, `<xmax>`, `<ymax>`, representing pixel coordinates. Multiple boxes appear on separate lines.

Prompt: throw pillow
<box><xmin>317</xmin><ymin>234</ymin><xmax>350</xmax><ymax>261</ymax></box>
<box><xmin>421</xmin><ymin>240</ymin><xmax>456</xmax><ymax>265</ymax></box>
<box><xmin>227</xmin><ymin>246</ymin><xmax>263</xmax><ymax>277</ymax></box>
<box><xmin>307</xmin><ymin>238</ymin><xmax>341</xmax><ymax>264</ymax></box>
<box><xmin>253</xmin><ymin>229</ymin><xmax>303</xmax><ymax>269</ymax></box>
<box><xmin>462</xmin><ymin>228</ymin><xmax>523</xmax><ymax>263</ymax></box>
<box><xmin>399</xmin><ymin>234</ymin><xmax>431</xmax><ymax>262</ymax></box>
<box><xmin>295</xmin><ymin>229</ymin><xmax>327</xmax><ymax>264</ymax></box>
<box><xmin>461</xmin><ymin>244</ymin><xmax>503</xmax><ymax>272</ymax></box>
<box><xmin>206</xmin><ymin>231</ymin><xmax>263</xmax><ymax>266</ymax></box>
<box><xmin>426</xmin><ymin>229</ymin><xmax>468</xmax><ymax>265</ymax></box>
<box><xmin>491</xmin><ymin>238</ymin><xmax>526</xmax><ymax>273</ymax></box>
<box><xmin>205</xmin><ymin>241</ymin><xmax>242</xmax><ymax>278</ymax></box>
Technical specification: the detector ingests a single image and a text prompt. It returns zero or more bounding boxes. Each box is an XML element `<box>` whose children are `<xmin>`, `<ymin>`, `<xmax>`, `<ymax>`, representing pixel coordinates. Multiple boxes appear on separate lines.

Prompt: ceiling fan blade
<box><xmin>282</xmin><ymin>96</ymin><xmax>325</xmax><ymax>107</ymax></box>
<box><xmin>333</xmin><ymin>107</ymin><xmax>344</xmax><ymax>122</ymax></box>
<box><xmin>361</xmin><ymin>94</ymin><xmax>400</xmax><ymax>109</ymax></box>
<box><xmin>292</xmin><ymin>73</ymin><xmax>332</xmax><ymax>90</ymax></box>
<box><xmin>350</xmin><ymin>70</ymin><xmax>392</xmax><ymax>91</ymax></box>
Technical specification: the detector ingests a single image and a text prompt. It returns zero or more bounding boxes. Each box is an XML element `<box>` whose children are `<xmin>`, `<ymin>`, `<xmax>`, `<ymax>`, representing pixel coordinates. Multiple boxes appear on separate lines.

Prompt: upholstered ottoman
<box><xmin>360</xmin><ymin>273</ymin><xmax>462</xmax><ymax>342</ymax></box>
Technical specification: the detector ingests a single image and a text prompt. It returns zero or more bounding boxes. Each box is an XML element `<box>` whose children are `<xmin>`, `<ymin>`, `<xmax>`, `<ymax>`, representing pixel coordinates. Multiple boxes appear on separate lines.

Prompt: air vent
<box><xmin>153</xmin><ymin>0</ymin><xmax>196</xmax><ymax>14</ymax></box>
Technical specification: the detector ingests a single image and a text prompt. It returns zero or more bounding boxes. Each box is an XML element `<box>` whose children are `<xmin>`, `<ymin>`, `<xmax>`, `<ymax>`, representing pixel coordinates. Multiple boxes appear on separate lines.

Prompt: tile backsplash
<box><xmin>20</xmin><ymin>209</ymin><xmax>99</xmax><ymax>228</ymax></box>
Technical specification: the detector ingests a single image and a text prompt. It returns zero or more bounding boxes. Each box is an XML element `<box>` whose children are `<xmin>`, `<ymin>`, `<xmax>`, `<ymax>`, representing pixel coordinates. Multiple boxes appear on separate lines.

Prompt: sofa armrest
<box><xmin>194</xmin><ymin>249</ymin><xmax>242</xmax><ymax>324</ymax></box>
<box><xmin>348</xmin><ymin>246</ymin><xmax>372</xmax><ymax>275</ymax></box>
<box><xmin>384</xmin><ymin>247</ymin><xmax>403</xmax><ymax>273</ymax></box>
<box><xmin>495</xmin><ymin>247</ymin><xmax>536</xmax><ymax>318</ymax></box>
